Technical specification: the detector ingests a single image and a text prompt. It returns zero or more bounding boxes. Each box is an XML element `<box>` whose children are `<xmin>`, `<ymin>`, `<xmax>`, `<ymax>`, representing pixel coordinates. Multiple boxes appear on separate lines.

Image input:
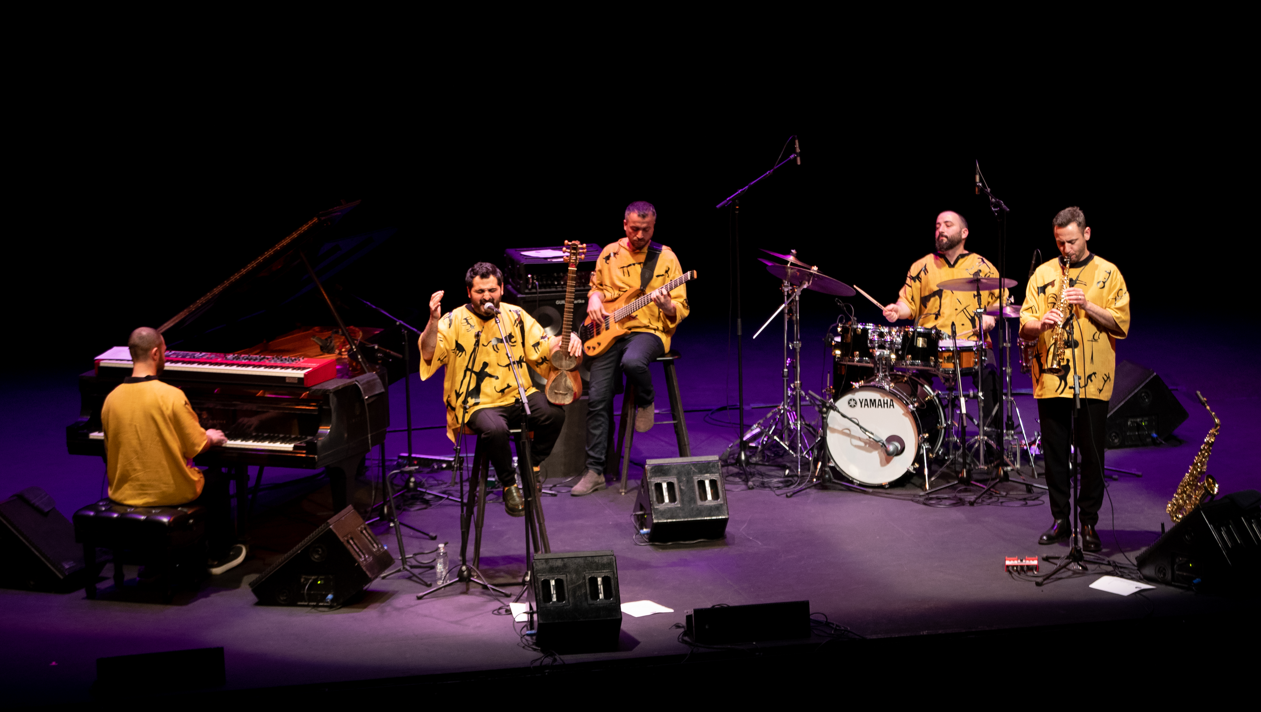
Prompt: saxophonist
<box><xmin>1019</xmin><ymin>207</ymin><xmax>1131</xmax><ymax>551</ymax></box>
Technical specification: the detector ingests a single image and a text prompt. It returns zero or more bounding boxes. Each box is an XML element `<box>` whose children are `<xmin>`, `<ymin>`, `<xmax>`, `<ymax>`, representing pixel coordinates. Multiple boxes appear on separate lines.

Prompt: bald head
<box><xmin>128</xmin><ymin>327</ymin><xmax>164</xmax><ymax>363</ymax></box>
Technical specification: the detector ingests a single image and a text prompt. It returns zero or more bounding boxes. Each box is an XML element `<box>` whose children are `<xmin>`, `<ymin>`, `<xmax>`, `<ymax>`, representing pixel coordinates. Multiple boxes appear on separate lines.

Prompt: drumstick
<box><xmin>853</xmin><ymin>285</ymin><xmax>885</xmax><ymax>311</ymax></box>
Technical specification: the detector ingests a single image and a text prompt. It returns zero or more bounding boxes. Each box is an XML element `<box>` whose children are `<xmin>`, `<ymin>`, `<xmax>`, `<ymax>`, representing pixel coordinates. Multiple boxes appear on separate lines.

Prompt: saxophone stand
<box><xmin>1038</xmin><ymin>316</ymin><xmax>1089</xmax><ymax>584</ymax></box>
<box><xmin>418</xmin><ymin>324</ymin><xmax>508</xmax><ymax>599</ymax></box>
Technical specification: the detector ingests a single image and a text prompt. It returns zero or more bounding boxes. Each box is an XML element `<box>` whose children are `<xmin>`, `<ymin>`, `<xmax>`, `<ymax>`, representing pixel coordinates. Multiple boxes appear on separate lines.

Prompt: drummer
<box><xmin>882</xmin><ymin>210</ymin><xmax>1001</xmax><ymax>422</ymax></box>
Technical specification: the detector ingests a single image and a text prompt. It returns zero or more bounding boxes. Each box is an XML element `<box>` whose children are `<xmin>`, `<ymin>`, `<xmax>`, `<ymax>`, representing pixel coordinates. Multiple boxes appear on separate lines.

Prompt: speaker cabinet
<box><xmin>0</xmin><ymin>487</ymin><xmax>88</xmax><ymax>591</ymax></box>
<box><xmin>635</xmin><ymin>455</ymin><xmax>728</xmax><ymax>543</ymax></box>
<box><xmin>504</xmin><ymin>285</ymin><xmax>591</xmax><ymax>392</ymax></box>
<box><xmin>531</xmin><ymin>550</ymin><xmax>621</xmax><ymax>652</ymax></box>
<box><xmin>1106</xmin><ymin>361</ymin><xmax>1189</xmax><ymax>448</ymax></box>
<box><xmin>250</xmin><ymin>507</ymin><xmax>393</xmax><ymax>606</ymax></box>
<box><xmin>686</xmin><ymin>600</ymin><xmax>812</xmax><ymax>645</ymax></box>
<box><xmin>1137</xmin><ymin>490</ymin><xmax>1260</xmax><ymax>593</ymax></box>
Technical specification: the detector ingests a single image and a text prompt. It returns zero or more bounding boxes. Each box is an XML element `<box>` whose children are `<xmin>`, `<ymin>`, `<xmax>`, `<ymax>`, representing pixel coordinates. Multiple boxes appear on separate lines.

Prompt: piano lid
<box><xmin>155</xmin><ymin>200</ymin><xmax>396</xmax><ymax>354</ymax></box>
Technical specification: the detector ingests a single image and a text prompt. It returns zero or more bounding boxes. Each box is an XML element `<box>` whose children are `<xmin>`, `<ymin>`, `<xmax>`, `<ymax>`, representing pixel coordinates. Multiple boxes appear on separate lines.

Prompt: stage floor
<box><xmin>2</xmin><ymin>318</ymin><xmax>1257</xmax><ymax>704</ymax></box>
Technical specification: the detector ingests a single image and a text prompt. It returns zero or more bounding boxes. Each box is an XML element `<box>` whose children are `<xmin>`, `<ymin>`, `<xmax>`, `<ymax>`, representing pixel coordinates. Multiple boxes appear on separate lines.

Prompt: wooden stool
<box><xmin>607</xmin><ymin>350</ymin><xmax>691</xmax><ymax>494</ymax></box>
<box><xmin>73</xmin><ymin>500</ymin><xmax>208</xmax><ymax>601</ymax></box>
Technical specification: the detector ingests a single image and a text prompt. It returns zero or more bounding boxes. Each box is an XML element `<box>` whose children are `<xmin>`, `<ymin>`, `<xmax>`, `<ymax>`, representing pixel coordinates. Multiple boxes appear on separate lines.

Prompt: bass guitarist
<box><xmin>571</xmin><ymin>201</ymin><xmax>690</xmax><ymax>496</ymax></box>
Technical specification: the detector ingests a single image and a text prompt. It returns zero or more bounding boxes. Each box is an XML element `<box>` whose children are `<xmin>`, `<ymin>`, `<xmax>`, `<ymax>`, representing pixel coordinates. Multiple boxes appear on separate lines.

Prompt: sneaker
<box><xmin>634</xmin><ymin>402</ymin><xmax>655</xmax><ymax>432</ymax></box>
<box><xmin>503</xmin><ymin>484</ymin><xmax>525</xmax><ymax>517</ymax></box>
<box><xmin>207</xmin><ymin>544</ymin><xmax>248</xmax><ymax>575</ymax></box>
<box><xmin>571</xmin><ymin>469</ymin><xmax>606</xmax><ymax>496</ymax></box>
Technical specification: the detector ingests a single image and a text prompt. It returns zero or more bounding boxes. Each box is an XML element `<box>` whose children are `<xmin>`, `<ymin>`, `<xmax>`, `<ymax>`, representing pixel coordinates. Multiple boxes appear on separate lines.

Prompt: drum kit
<box><xmin>741</xmin><ymin>249</ymin><xmax>1037</xmax><ymax>494</ymax></box>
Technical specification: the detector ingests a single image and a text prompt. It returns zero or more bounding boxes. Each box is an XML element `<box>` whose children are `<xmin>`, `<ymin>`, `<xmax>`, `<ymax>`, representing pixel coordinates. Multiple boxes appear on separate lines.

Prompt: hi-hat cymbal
<box><xmin>982</xmin><ymin>304</ymin><xmax>1023</xmax><ymax>318</ymax></box>
<box><xmin>758</xmin><ymin>258</ymin><xmax>855</xmax><ymax>297</ymax></box>
<box><xmin>938</xmin><ymin>276</ymin><xmax>1018</xmax><ymax>292</ymax></box>
<box><xmin>760</xmin><ymin>248</ymin><xmax>812</xmax><ymax>268</ymax></box>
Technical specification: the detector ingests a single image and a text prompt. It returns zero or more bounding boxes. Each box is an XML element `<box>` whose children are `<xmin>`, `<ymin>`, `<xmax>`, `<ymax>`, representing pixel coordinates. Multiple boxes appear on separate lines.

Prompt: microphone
<box><xmin>1028</xmin><ymin>249</ymin><xmax>1041</xmax><ymax>281</ymax></box>
<box><xmin>975</xmin><ymin>160</ymin><xmax>980</xmax><ymax>195</ymax></box>
<box><xmin>883</xmin><ymin>435</ymin><xmax>905</xmax><ymax>457</ymax></box>
<box><xmin>794</xmin><ymin>137</ymin><xmax>801</xmax><ymax>166</ymax></box>
<box><xmin>482</xmin><ymin>301</ymin><xmax>498</xmax><ymax>315</ymax></box>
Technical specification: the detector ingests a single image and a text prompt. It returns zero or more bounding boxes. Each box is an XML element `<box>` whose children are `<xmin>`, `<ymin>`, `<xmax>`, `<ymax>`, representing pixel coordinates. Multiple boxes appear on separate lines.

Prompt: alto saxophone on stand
<box><xmin>1166</xmin><ymin>391</ymin><xmax>1221</xmax><ymax>523</ymax></box>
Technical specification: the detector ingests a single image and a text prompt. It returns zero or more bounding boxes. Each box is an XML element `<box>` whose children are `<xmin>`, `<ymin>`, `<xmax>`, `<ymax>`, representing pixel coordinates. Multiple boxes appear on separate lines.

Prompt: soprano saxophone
<box><xmin>1166</xmin><ymin>391</ymin><xmax>1220</xmax><ymax>523</ymax></box>
<box><xmin>1041</xmin><ymin>256</ymin><xmax>1071</xmax><ymax>375</ymax></box>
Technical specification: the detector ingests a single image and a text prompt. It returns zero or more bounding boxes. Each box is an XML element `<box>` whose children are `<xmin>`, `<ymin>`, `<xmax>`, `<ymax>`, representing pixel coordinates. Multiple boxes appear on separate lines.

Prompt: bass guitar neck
<box><xmin>579</xmin><ymin>270</ymin><xmax>696</xmax><ymax>357</ymax></box>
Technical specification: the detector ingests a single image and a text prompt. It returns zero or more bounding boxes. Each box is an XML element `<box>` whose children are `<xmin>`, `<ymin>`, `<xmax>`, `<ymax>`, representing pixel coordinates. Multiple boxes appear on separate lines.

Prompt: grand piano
<box><xmin>67</xmin><ymin>201</ymin><xmax>399</xmax><ymax>521</ymax></box>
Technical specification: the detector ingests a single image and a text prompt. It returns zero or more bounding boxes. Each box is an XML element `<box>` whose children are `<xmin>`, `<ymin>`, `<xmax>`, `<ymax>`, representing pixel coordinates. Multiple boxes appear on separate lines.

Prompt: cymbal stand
<box><xmin>745</xmin><ymin>275</ymin><xmax>816</xmax><ymax>476</ymax></box>
<box><xmin>418</xmin><ymin>325</ymin><xmax>507</xmax><ymax>600</ymax></box>
<box><xmin>926</xmin><ymin>324</ymin><xmax>985</xmax><ymax>494</ymax></box>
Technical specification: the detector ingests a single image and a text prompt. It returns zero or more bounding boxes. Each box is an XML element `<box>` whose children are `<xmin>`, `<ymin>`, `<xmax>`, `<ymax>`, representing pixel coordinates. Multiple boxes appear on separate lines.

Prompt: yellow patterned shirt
<box><xmin>419</xmin><ymin>303</ymin><xmax>557</xmax><ymax>442</ymax></box>
<box><xmin>897</xmin><ymin>252</ymin><xmax>1000</xmax><ymax>339</ymax></box>
<box><xmin>1019</xmin><ymin>254</ymin><xmax>1130</xmax><ymax>401</ymax></box>
<box><xmin>102</xmin><ymin>378</ymin><xmax>207</xmax><ymax>506</ymax></box>
<box><xmin>588</xmin><ymin>239</ymin><xmax>690</xmax><ymax>351</ymax></box>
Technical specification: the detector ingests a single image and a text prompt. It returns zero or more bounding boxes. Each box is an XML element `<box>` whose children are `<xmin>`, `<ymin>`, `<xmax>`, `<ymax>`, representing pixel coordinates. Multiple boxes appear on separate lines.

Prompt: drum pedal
<box><xmin>1004</xmin><ymin>556</ymin><xmax>1039</xmax><ymax>573</ymax></box>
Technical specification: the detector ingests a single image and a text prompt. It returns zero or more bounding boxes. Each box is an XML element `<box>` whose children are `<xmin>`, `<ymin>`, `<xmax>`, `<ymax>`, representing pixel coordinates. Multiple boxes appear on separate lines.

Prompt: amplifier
<box><xmin>504</xmin><ymin>244</ymin><xmax>602</xmax><ymax>293</ymax></box>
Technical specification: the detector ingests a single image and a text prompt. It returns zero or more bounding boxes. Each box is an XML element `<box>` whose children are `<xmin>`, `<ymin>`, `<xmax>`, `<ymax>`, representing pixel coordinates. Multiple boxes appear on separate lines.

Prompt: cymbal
<box><xmin>938</xmin><ymin>276</ymin><xmax>1018</xmax><ymax>292</ymax></box>
<box><xmin>983</xmin><ymin>304</ymin><xmax>1023</xmax><ymax>318</ymax></box>
<box><xmin>758</xmin><ymin>258</ymin><xmax>855</xmax><ymax>297</ymax></box>
<box><xmin>760</xmin><ymin>248</ymin><xmax>812</xmax><ymax>268</ymax></box>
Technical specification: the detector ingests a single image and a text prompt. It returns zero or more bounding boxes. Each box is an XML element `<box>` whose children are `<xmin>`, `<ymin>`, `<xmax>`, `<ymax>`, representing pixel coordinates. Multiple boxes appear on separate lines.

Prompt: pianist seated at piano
<box><xmin>100</xmin><ymin>327</ymin><xmax>248</xmax><ymax>575</ymax></box>
<box><xmin>420</xmin><ymin>262</ymin><xmax>582</xmax><ymax>517</ymax></box>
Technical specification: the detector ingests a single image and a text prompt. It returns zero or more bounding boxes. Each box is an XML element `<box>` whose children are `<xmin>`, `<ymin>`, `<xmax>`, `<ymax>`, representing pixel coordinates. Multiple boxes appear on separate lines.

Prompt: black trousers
<box><xmin>466</xmin><ymin>391</ymin><xmax>565</xmax><ymax>484</ymax></box>
<box><xmin>1037</xmin><ymin>397</ymin><xmax>1109</xmax><ymax>526</ymax></box>
<box><xmin>583</xmin><ymin>332</ymin><xmax>664</xmax><ymax>474</ymax></box>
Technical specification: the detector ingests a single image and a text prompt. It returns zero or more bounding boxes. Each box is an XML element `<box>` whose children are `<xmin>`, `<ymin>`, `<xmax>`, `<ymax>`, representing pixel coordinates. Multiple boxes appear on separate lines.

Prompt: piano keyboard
<box><xmin>95</xmin><ymin>347</ymin><xmax>336</xmax><ymax>387</ymax></box>
<box><xmin>88</xmin><ymin>431</ymin><xmax>307</xmax><ymax>452</ymax></box>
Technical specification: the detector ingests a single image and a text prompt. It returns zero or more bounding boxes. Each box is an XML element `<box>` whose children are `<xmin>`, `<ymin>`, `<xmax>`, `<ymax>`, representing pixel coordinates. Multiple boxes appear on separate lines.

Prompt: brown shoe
<box><xmin>503</xmin><ymin>485</ymin><xmax>525</xmax><ymax>517</ymax></box>
<box><xmin>634</xmin><ymin>402</ymin><xmax>655</xmax><ymax>432</ymax></box>
<box><xmin>571</xmin><ymin>469</ymin><xmax>606</xmax><ymax>496</ymax></box>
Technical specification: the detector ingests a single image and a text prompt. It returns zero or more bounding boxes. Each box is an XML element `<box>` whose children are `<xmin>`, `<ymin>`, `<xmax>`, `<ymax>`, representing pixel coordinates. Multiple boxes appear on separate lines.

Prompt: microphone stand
<box><xmin>1038</xmin><ymin>310</ymin><xmax>1090</xmax><ymax>584</ymax></box>
<box><xmin>486</xmin><ymin>306</ymin><xmax>551</xmax><ymax>601</ymax></box>
<box><xmin>349</xmin><ymin>293</ymin><xmax>459</xmax><ymax>504</ymax></box>
<box><xmin>716</xmin><ymin>139</ymin><xmax>801</xmax><ymax>483</ymax></box>
<box><xmin>787</xmin><ymin>391</ymin><xmax>875</xmax><ymax>496</ymax></box>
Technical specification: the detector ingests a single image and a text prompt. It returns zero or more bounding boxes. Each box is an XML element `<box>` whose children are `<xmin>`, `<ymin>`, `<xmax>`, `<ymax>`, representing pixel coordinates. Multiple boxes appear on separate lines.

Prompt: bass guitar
<box><xmin>578</xmin><ymin>270</ymin><xmax>697</xmax><ymax>358</ymax></box>
<box><xmin>544</xmin><ymin>241</ymin><xmax>585</xmax><ymax>405</ymax></box>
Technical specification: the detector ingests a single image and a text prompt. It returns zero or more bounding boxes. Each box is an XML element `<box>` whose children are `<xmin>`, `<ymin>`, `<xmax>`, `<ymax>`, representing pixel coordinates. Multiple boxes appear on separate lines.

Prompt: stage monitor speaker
<box><xmin>531</xmin><ymin>550</ymin><xmax>622</xmax><ymax>652</ymax></box>
<box><xmin>685</xmin><ymin>600</ymin><xmax>812</xmax><ymax>645</ymax></box>
<box><xmin>0</xmin><ymin>487</ymin><xmax>88</xmax><ymax>592</ymax></box>
<box><xmin>1106</xmin><ymin>360</ymin><xmax>1189</xmax><ymax>448</ymax></box>
<box><xmin>250</xmin><ymin>506</ymin><xmax>393</xmax><ymax>606</ymax></box>
<box><xmin>1137</xmin><ymin>490</ymin><xmax>1260</xmax><ymax>593</ymax></box>
<box><xmin>635</xmin><ymin>455</ymin><xmax>728</xmax><ymax>543</ymax></box>
<box><xmin>504</xmin><ymin>285</ymin><xmax>591</xmax><ymax>392</ymax></box>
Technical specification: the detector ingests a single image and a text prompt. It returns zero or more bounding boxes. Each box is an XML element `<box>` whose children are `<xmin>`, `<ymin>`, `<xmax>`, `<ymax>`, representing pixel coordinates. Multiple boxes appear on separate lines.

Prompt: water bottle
<box><xmin>434</xmin><ymin>542</ymin><xmax>448</xmax><ymax>584</ymax></box>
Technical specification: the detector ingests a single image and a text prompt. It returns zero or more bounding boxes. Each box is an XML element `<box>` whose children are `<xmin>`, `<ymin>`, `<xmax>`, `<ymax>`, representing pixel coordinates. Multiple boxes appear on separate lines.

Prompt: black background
<box><xmin>14</xmin><ymin>80</ymin><xmax>1246</xmax><ymax>369</ymax></box>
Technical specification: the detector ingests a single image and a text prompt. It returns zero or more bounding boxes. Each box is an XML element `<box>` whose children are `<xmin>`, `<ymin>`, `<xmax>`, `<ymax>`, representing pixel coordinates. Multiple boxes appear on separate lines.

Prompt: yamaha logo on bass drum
<box><xmin>847</xmin><ymin>397</ymin><xmax>897</xmax><ymax>409</ymax></box>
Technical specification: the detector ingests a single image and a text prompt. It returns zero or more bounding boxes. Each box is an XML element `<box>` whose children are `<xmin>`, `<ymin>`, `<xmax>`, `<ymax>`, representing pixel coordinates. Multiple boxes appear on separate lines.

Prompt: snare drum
<box><xmin>938</xmin><ymin>338</ymin><xmax>982</xmax><ymax>372</ymax></box>
<box><xmin>825</xmin><ymin>374</ymin><xmax>943</xmax><ymax>487</ymax></box>
<box><xmin>897</xmin><ymin>326</ymin><xmax>940</xmax><ymax>370</ymax></box>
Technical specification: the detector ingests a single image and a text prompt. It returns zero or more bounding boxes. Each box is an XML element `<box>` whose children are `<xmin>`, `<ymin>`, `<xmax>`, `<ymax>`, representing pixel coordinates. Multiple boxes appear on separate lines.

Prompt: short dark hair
<box><xmin>1052</xmin><ymin>206</ymin><xmax>1087</xmax><ymax>231</ymax></box>
<box><xmin>939</xmin><ymin>210</ymin><xmax>968</xmax><ymax>231</ymax></box>
<box><xmin>625</xmin><ymin>201</ymin><xmax>657</xmax><ymax>220</ymax></box>
<box><xmin>465</xmin><ymin>262</ymin><xmax>503</xmax><ymax>289</ymax></box>
<box><xmin>127</xmin><ymin>326</ymin><xmax>163</xmax><ymax>362</ymax></box>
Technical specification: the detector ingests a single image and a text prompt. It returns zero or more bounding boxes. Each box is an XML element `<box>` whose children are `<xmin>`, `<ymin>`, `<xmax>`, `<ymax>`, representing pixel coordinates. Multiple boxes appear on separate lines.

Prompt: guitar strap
<box><xmin>640</xmin><ymin>243</ymin><xmax>663</xmax><ymax>292</ymax></box>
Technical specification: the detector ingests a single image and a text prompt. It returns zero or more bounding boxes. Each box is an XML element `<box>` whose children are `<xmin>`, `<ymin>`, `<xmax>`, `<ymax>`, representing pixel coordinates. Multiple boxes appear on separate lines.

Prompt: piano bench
<box><xmin>73</xmin><ymin>500</ymin><xmax>208</xmax><ymax>601</ymax></box>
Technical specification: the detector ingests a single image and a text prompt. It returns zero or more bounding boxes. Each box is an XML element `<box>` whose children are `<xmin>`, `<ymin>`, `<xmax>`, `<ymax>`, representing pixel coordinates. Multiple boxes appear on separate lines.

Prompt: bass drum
<box><xmin>826</xmin><ymin>375</ymin><xmax>943</xmax><ymax>487</ymax></box>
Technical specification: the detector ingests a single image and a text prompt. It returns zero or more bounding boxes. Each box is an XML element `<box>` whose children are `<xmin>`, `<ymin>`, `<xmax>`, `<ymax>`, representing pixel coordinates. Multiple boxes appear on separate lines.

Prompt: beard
<box><xmin>936</xmin><ymin>231</ymin><xmax>963</xmax><ymax>253</ymax></box>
